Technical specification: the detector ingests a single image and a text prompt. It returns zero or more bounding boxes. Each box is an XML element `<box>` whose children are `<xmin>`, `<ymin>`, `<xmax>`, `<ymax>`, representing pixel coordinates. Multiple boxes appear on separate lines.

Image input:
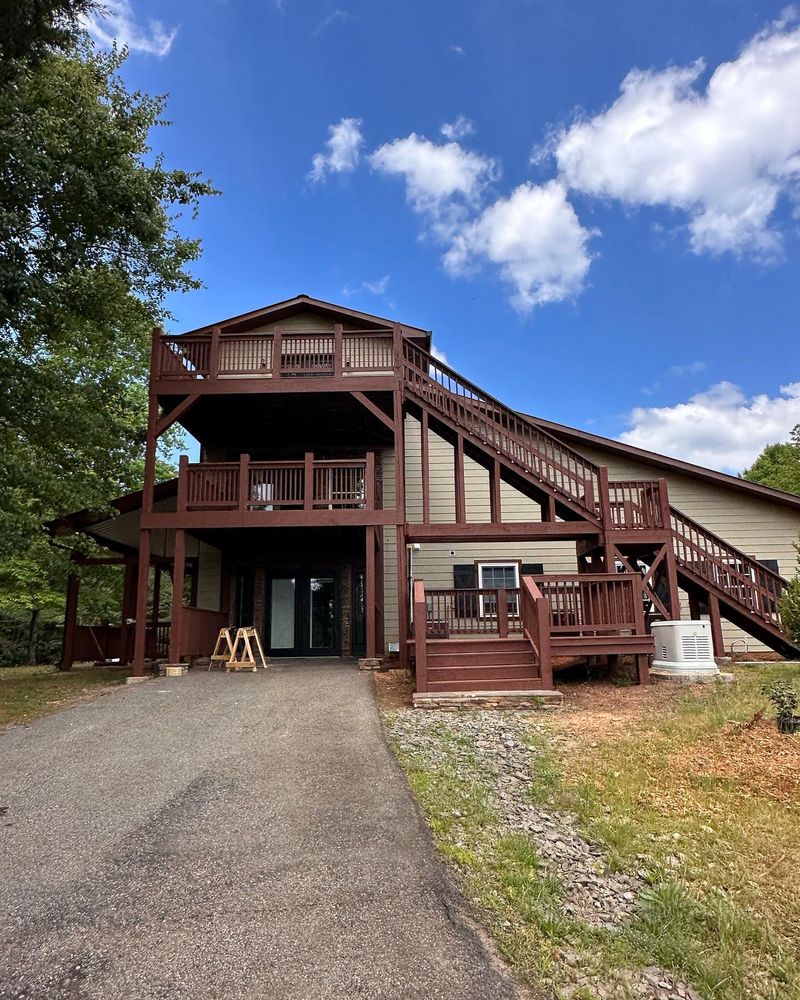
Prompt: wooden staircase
<box><xmin>425</xmin><ymin>637</ymin><xmax>543</xmax><ymax>692</ymax></box>
<box><xmin>403</xmin><ymin>343</ymin><xmax>800</xmax><ymax>660</ymax></box>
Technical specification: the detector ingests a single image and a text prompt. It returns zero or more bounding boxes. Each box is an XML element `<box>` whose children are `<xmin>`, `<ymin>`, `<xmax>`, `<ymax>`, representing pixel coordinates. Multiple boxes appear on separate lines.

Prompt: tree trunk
<box><xmin>27</xmin><ymin>608</ymin><xmax>39</xmax><ymax>664</ymax></box>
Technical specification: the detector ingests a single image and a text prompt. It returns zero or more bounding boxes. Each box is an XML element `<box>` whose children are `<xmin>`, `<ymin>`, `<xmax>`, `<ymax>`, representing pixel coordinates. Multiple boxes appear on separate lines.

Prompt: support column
<box><xmin>454</xmin><ymin>435</ymin><xmax>466</xmax><ymax>523</ymax></box>
<box><xmin>420</xmin><ymin>410</ymin><xmax>430</xmax><ymax>524</ymax></box>
<box><xmin>58</xmin><ymin>570</ymin><xmax>80</xmax><ymax>672</ymax></box>
<box><xmin>707</xmin><ymin>593</ymin><xmax>725</xmax><ymax>657</ymax></box>
<box><xmin>169</xmin><ymin>528</ymin><xmax>186</xmax><ymax>664</ymax></box>
<box><xmin>489</xmin><ymin>457</ymin><xmax>502</xmax><ymax>523</ymax></box>
<box><xmin>132</xmin><ymin>529</ymin><xmax>151</xmax><ymax>675</ymax></box>
<box><xmin>365</xmin><ymin>526</ymin><xmax>377</xmax><ymax>657</ymax></box>
<box><xmin>688</xmin><ymin>593</ymin><xmax>704</xmax><ymax>620</ymax></box>
<box><xmin>396</xmin><ymin>525</ymin><xmax>409</xmax><ymax>669</ymax></box>
<box><xmin>119</xmin><ymin>559</ymin><xmax>137</xmax><ymax>665</ymax></box>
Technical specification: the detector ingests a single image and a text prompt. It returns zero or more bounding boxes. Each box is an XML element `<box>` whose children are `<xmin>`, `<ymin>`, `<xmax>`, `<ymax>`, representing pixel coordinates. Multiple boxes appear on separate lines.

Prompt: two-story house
<box><xmin>49</xmin><ymin>296</ymin><xmax>800</xmax><ymax>696</ymax></box>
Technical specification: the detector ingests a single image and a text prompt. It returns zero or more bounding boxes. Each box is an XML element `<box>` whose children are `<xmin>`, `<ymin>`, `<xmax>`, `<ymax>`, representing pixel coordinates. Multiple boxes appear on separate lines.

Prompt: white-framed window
<box><xmin>478</xmin><ymin>562</ymin><xmax>520</xmax><ymax>617</ymax></box>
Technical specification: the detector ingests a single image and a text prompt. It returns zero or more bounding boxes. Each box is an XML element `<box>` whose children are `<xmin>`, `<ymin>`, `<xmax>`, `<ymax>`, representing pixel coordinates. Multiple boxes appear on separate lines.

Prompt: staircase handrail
<box><xmin>670</xmin><ymin>504</ymin><xmax>787</xmax><ymax>624</ymax></box>
<box><xmin>520</xmin><ymin>575</ymin><xmax>553</xmax><ymax>690</ymax></box>
<box><xmin>403</xmin><ymin>341</ymin><xmax>601</xmax><ymax>518</ymax></box>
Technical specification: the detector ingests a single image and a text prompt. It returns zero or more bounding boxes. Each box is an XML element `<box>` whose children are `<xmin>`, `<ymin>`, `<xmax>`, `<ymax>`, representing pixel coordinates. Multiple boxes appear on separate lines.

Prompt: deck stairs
<box><xmin>425</xmin><ymin>637</ymin><xmax>542</xmax><ymax>692</ymax></box>
<box><xmin>403</xmin><ymin>342</ymin><xmax>800</xmax><ymax>659</ymax></box>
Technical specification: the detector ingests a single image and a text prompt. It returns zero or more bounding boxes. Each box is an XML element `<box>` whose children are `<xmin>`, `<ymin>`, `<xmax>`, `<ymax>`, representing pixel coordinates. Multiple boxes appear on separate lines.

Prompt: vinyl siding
<box><xmin>378</xmin><ymin>414</ymin><xmax>800</xmax><ymax>654</ymax></box>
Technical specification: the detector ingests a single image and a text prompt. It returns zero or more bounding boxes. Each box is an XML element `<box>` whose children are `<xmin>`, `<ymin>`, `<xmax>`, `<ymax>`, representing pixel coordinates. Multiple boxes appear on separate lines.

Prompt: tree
<box><xmin>780</xmin><ymin>539</ymin><xmax>800</xmax><ymax>646</ymax></box>
<box><xmin>0</xmin><ymin>0</ymin><xmax>96</xmax><ymax>70</ymax></box>
<box><xmin>742</xmin><ymin>425</ymin><xmax>800</xmax><ymax>496</ymax></box>
<box><xmin>0</xmin><ymin>29</ymin><xmax>216</xmax><ymax>661</ymax></box>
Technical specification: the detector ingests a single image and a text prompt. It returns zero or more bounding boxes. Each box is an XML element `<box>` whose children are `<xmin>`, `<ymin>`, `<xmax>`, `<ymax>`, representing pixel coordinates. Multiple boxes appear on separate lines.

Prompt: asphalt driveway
<box><xmin>0</xmin><ymin>660</ymin><xmax>524</xmax><ymax>1000</ymax></box>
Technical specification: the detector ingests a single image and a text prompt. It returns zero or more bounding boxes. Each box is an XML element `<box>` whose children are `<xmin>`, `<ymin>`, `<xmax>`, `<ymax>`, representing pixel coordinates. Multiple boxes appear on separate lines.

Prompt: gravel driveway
<box><xmin>0</xmin><ymin>660</ymin><xmax>524</xmax><ymax>1000</ymax></box>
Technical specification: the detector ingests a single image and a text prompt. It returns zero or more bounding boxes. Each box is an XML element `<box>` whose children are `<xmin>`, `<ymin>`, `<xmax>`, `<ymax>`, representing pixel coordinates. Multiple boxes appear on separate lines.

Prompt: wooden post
<box><xmin>497</xmin><ymin>588</ymin><xmax>509</xmax><ymax>638</ymax></box>
<box><xmin>542</xmin><ymin>495</ymin><xmax>556</xmax><ymax>523</ymax></box>
<box><xmin>597</xmin><ymin>466</ymin><xmax>612</xmax><ymax>528</ymax></box>
<box><xmin>420</xmin><ymin>410</ymin><xmax>430</xmax><ymax>524</ymax></box>
<box><xmin>688</xmin><ymin>593</ymin><xmax>703</xmax><ymax>620</ymax></box>
<box><xmin>132</xmin><ymin>529</ymin><xmax>151</xmax><ymax>675</ymax></box>
<box><xmin>58</xmin><ymin>570</ymin><xmax>80</xmax><ymax>671</ymax></box>
<box><xmin>393</xmin><ymin>384</ymin><xmax>405</xmax><ymax>519</ymax></box>
<box><xmin>454</xmin><ymin>435</ymin><xmax>466</xmax><ymax>523</ymax></box>
<box><xmin>177</xmin><ymin>454</ymin><xmax>189</xmax><ymax>512</ymax></box>
<box><xmin>366</xmin><ymin>526</ymin><xmax>377</xmax><ymax>657</ymax></box>
<box><xmin>708</xmin><ymin>593</ymin><xmax>725</xmax><ymax>657</ymax></box>
<box><xmin>413</xmin><ymin>579</ymin><xmax>428</xmax><ymax>693</ymax></box>
<box><xmin>169</xmin><ymin>529</ymin><xmax>186</xmax><ymax>664</ymax></box>
<box><xmin>304</xmin><ymin>452</ymin><xmax>314</xmax><ymax>511</ymax></box>
<box><xmin>397</xmin><ymin>525</ymin><xmax>409</xmax><ymax>669</ymax></box>
<box><xmin>489</xmin><ymin>456</ymin><xmax>502</xmax><ymax>523</ymax></box>
<box><xmin>151</xmin><ymin>564</ymin><xmax>162</xmax><ymax>625</ymax></box>
<box><xmin>118</xmin><ymin>559</ymin><xmax>137</xmax><ymax>665</ymax></box>
<box><xmin>365</xmin><ymin>451</ymin><xmax>375</xmax><ymax>509</ymax></box>
<box><xmin>536</xmin><ymin>591</ymin><xmax>553</xmax><ymax>691</ymax></box>
<box><xmin>239</xmin><ymin>453</ymin><xmax>250</xmax><ymax>511</ymax></box>
<box><xmin>633</xmin><ymin>577</ymin><xmax>651</xmax><ymax>685</ymax></box>
<box><xmin>273</xmin><ymin>329</ymin><xmax>283</xmax><ymax>377</ymax></box>
<box><xmin>333</xmin><ymin>323</ymin><xmax>343</xmax><ymax>377</ymax></box>
<box><xmin>208</xmin><ymin>325</ymin><xmax>221</xmax><ymax>380</ymax></box>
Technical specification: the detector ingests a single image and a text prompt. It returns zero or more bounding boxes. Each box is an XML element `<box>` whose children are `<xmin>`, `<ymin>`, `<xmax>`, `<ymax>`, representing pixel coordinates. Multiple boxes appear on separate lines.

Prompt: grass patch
<box><xmin>385</xmin><ymin>666</ymin><xmax>800</xmax><ymax>999</ymax></box>
<box><xmin>0</xmin><ymin>663</ymin><xmax>129</xmax><ymax>727</ymax></box>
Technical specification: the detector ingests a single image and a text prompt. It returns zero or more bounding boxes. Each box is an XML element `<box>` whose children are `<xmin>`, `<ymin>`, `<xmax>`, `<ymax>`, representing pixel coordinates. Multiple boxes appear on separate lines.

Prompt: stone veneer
<box><xmin>412</xmin><ymin>690</ymin><xmax>563</xmax><ymax>710</ymax></box>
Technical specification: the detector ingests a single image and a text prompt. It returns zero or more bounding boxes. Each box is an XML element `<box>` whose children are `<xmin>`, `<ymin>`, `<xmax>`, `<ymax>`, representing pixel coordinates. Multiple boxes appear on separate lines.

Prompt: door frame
<box><xmin>266</xmin><ymin>573</ymin><xmax>340</xmax><ymax>656</ymax></box>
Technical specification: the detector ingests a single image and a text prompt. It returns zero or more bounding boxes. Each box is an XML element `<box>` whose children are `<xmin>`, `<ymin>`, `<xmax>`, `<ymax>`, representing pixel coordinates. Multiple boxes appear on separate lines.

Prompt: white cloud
<box><xmin>431</xmin><ymin>345</ymin><xmax>449</xmax><ymax>365</ymax></box>
<box><xmin>450</xmin><ymin>43</ymin><xmax>465</xmax><ymax>56</ymax></box>
<box><xmin>341</xmin><ymin>275</ymin><xmax>390</xmax><ymax>297</ymax></box>
<box><xmin>308</xmin><ymin>117</ymin><xmax>364</xmax><ymax>183</ymax></box>
<box><xmin>313</xmin><ymin>8</ymin><xmax>351</xmax><ymax>37</ymax></box>
<box><xmin>444</xmin><ymin>180</ymin><xmax>594</xmax><ymax>312</ymax></box>
<box><xmin>370</xmin><ymin>134</ymin><xmax>497</xmax><ymax>219</ymax></box>
<box><xmin>620</xmin><ymin>381</ymin><xmax>800</xmax><ymax>472</ymax></box>
<box><xmin>82</xmin><ymin>0</ymin><xmax>178</xmax><ymax>56</ymax></box>
<box><xmin>553</xmin><ymin>16</ymin><xmax>800</xmax><ymax>257</ymax></box>
<box><xmin>440</xmin><ymin>116</ymin><xmax>475</xmax><ymax>141</ymax></box>
<box><xmin>669</xmin><ymin>360</ymin><xmax>706</xmax><ymax>376</ymax></box>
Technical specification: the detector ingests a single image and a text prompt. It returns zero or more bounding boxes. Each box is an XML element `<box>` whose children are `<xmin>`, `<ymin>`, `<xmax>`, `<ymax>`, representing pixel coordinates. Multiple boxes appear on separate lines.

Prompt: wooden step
<box><xmin>428</xmin><ymin>677</ymin><xmax>545</xmax><ymax>692</ymax></box>
<box><xmin>427</xmin><ymin>649</ymin><xmax>537</xmax><ymax>668</ymax></box>
<box><xmin>427</xmin><ymin>663</ymin><xmax>540</xmax><ymax>683</ymax></box>
<box><xmin>426</xmin><ymin>638</ymin><xmax>532</xmax><ymax>653</ymax></box>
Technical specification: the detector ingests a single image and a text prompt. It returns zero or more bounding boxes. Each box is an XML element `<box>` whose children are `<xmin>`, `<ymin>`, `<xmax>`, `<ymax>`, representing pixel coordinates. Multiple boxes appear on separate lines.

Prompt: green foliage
<box><xmin>0</xmin><ymin>0</ymin><xmax>97</xmax><ymax>70</ymax></box>
<box><xmin>779</xmin><ymin>540</ymin><xmax>800</xmax><ymax>645</ymax></box>
<box><xmin>0</xmin><ymin>31</ymin><xmax>216</xmax><ymax>658</ymax></box>
<box><xmin>761</xmin><ymin>678</ymin><xmax>799</xmax><ymax>732</ymax></box>
<box><xmin>742</xmin><ymin>425</ymin><xmax>800</xmax><ymax>496</ymax></box>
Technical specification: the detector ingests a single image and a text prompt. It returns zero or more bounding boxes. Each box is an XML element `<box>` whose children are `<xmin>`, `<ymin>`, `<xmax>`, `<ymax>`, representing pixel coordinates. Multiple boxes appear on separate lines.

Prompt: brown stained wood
<box><xmin>421</xmin><ymin>410</ymin><xmax>431</xmax><ymax>524</ymax></box>
<box><xmin>350</xmin><ymin>391</ymin><xmax>395</xmax><ymax>432</ymax></box>
<box><xmin>708</xmin><ymin>593</ymin><xmax>725</xmax><ymax>656</ymax></box>
<box><xmin>155</xmin><ymin>393</ymin><xmax>201</xmax><ymax>437</ymax></box>
<box><xmin>118</xmin><ymin>559</ymin><xmax>138</xmax><ymax>666</ymax></box>
<box><xmin>58</xmin><ymin>571</ymin><xmax>80</xmax><ymax>671</ymax></box>
<box><xmin>304</xmin><ymin>452</ymin><xmax>314</xmax><ymax>511</ymax></box>
<box><xmin>454</xmin><ymin>435</ymin><xmax>466</xmax><ymax>523</ymax></box>
<box><xmin>393</xmin><ymin>384</ymin><xmax>405</xmax><ymax>519</ymax></box>
<box><xmin>406</xmin><ymin>521</ymin><xmax>597</xmax><ymax>542</ymax></box>
<box><xmin>489</xmin><ymin>457</ymin><xmax>502</xmax><ymax>523</ymax></box>
<box><xmin>366</xmin><ymin>526</ymin><xmax>377</xmax><ymax>657</ymax></box>
<box><xmin>397</xmin><ymin>525</ymin><xmax>409</xmax><ymax>668</ymax></box>
<box><xmin>132</xmin><ymin>529</ymin><xmax>151</xmax><ymax>675</ymax></box>
<box><xmin>412</xmin><ymin>579</ymin><xmax>428</xmax><ymax>693</ymax></box>
<box><xmin>169</xmin><ymin>529</ymin><xmax>186</xmax><ymax>664</ymax></box>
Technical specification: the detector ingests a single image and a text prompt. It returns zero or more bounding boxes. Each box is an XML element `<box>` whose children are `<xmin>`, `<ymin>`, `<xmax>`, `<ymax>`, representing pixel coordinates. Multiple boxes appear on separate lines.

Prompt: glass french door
<box><xmin>268</xmin><ymin>575</ymin><xmax>338</xmax><ymax>655</ymax></box>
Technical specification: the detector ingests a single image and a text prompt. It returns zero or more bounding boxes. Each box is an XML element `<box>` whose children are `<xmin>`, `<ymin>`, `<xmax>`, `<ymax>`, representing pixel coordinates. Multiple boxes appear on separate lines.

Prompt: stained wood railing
<box><xmin>422</xmin><ymin>587</ymin><xmax>522</xmax><ymax>638</ymax></box>
<box><xmin>670</xmin><ymin>506</ymin><xmax>787</xmax><ymax>627</ymax></box>
<box><xmin>180</xmin><ymin>454</ymin><xmax>377</xmax><ymax>512</ymax></box>
<box><xmin>606</xmin><ymin>480</ymin><xmax>665</xmax><ymax>529</ymax></box>
<box><xmin>533</xmin><ymin>574</ymin><xmax>646</xmax><ymax>637</ymax></box>
<box><xmin>520</xmin><ymin>576</ymin><xmax>553</xmax><ymax>689</ymax></box>
<box><xmin>178</xmin><ymin>607</ymin><xmax>228</xmax><ymax>659</ymax></box>
<box><xmin>402</xmin><ymin>342</ymin><xmax>602</xmax><ymax>518</ymax></box>
<box><xmin>157</xmin><ymin>329</ymin><xmax>395</xmax><ymax>380</ymax></box>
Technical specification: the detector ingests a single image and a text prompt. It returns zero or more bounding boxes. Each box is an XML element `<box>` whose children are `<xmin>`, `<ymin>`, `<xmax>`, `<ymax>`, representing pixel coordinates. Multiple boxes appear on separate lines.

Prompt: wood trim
<box><xmin>420</xmin><ymin>410</ymin><xmax>430</xmax><ymax>524</ymax></box>
<box><xmin>406</xmin><ymin>522</ymin><xmax>599</xmax><ymax>543</ymax></box>
<box><xmin>350</xmin><ymin>390</ymin><xmax>395</xmax><ymax>431</ymax></box>
<box><xmin>142</xmin><ymin>509</ymin><xmax>402</xmax><ymax>530</ymax></box>
<box><xmin>489</xmin><ymin>457</ymin><xmax>502</xmax><ymax>523</ymax></box>
<box><xmin>153</xmin><ymin>376</ymin><xmax>399</xmax><ymax>397</ymax></box>
<box><xmin>454</xmin><ymin>435</ymin><xmax>466</xmax><ymax>523</ymax></box>
<box><xmin>155</xmin><ymin>394</ymin><xmax>201</xmax><ymax>437</ymax></box>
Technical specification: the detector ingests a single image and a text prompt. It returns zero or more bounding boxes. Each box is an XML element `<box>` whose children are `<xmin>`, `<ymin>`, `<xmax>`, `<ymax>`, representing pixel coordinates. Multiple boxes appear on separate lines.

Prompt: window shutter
<box><xmin>757</xmin><ymin>558</ymin><xmax>780</xmax><ymax>574</ymax></box>
<box><xmin>453</xmin><ymin>565</ymin><xmax>477</xmax><ymax>588</ymax></box>
<box><xmin>520</xmin><ymin>563</ymin><xmax>544</xmax><ymax>576</ymax></box>
<box><xmin>453</xmin><ymin>564</ymin><xmax>477</xmax><ymax>618</ymax></box>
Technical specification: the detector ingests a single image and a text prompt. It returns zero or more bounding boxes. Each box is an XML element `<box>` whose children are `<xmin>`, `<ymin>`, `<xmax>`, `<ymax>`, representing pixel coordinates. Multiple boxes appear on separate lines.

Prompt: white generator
<box><xmin>651</xmin><ymin>620</ymin><xmax>718</xmax><ymax>679</ymax></box>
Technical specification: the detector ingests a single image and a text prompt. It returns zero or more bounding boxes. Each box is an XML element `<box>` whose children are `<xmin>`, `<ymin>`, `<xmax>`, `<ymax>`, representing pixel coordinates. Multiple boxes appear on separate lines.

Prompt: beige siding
<box><xmin>379</xmin><ymin>415</ymin><xmax>800</xmax><ymax>654</ymax></box>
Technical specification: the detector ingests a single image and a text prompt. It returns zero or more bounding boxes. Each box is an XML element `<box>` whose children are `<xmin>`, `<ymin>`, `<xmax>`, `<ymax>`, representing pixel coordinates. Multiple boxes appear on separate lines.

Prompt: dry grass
<box><xmin>0</xmin><ymin>663</ymin><xmax>129</xmax><ymax>728</ymax></box>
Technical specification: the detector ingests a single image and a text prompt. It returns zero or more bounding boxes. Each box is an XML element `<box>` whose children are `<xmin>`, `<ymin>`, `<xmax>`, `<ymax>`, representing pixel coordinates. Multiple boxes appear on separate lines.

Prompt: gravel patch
<box><xmin>385</xmin><ymin>709</ymin><xmax>704</xmax><ymax>1000</ymax></box>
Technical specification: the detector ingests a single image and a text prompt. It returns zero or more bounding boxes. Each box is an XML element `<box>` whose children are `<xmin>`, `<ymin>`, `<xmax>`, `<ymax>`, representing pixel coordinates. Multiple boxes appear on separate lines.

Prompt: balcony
<box><xmin>155</xmin><ymin>328</ymin><xmax>398</xmax><ymax>385</ymax></box>
<box><xmin>147</xmin><ymin>453</ymin><xmax>394</xmax><ymax>530</ymax></box>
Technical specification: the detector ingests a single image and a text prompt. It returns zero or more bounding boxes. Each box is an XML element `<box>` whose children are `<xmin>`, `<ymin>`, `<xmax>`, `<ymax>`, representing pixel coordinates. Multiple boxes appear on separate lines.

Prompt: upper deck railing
<box><xmin>156</xmin><ymin>328</ymin><xmax>397</xmax><ymax>381</ymax></box>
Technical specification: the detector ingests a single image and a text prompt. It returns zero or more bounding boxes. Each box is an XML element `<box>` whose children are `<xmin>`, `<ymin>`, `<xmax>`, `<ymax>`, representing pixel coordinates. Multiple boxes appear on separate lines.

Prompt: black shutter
<box><xmin>520</xmin><ymin>563</ymin><xmax>544</xmax><ymax>576</ymax></box>
<box><xmin>757</xmin><ymin>558</ymin><xmax>780</xmax><ymax>574</ymax></box>
<box><xmin>453</xmin><ymin>564</ymin><xmax>477</xmax><ymax>618</ymax></box>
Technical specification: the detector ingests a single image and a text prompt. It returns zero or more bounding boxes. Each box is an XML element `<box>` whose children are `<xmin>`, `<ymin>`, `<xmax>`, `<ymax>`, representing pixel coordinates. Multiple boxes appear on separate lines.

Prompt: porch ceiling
<box><xmin>160</xmin><ymin>391</ymin><xmax>395</xmax><ymax>454</ymax></box>
<box><xmin>191</xmin><ymin>524</ymin><xmax>368</xmax><ymax>565</ymax></box>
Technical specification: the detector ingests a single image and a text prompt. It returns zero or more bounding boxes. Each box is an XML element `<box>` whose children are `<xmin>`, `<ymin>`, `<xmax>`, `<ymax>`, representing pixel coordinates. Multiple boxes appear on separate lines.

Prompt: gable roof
<box><xmin>525</xmin><ymin>413</ymin><xmax>800</xmax><ymax>512</ymax></box>
<box><xmin>177</xmin><ymin>294</ymin><xmax>431</xmax><ymax>339</ymax></box>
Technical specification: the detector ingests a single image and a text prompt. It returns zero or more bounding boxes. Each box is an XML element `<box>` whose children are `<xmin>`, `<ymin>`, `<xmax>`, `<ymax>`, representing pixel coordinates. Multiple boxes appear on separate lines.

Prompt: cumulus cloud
<box><xmin>341</xmin><ymin>275</ymin><xmax>390</xmax><ymax>297</ymax></box>
<box><xmin>370</xmin><ymin>134</ymin><xmax>497</xmax><ymax>223</ymax></box>
<box><xmin>308</xmin><ymin>117</ymin><xmax>364</xmax><ymax>183</ymax></box>
<box><xmin>620</xmin><ymin>381</ymin><xmax>800</xmax><ymax>472</ymax></box>
<box><xmin>440</xmin><ymin>116</ymin><xmax>475</xmax><ymax>141</ymax></box>
<box><xmin>553</xmin><ymin>17</ymin><xmax>800</xmax><ymax>257</ymax></box>
<box><xmin>444</xmin><ymin>181</ymin><xmax>594</xmax><ymax>312</ymax></box>
<box><xmin>431</xmin><ymin>344</ymin><xmax>449</xmax><ymax>365</ymax></box>
<box><xmin>82</xmin><ymin>0</ymin><xmax>178</xmax><ymax>56</ymax></box>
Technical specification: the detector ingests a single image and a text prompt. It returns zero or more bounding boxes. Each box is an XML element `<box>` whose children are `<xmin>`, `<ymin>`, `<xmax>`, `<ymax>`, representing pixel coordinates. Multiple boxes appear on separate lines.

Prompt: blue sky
<box><xmin>85</xmin><ymin>0</ymin><xmax>800</xmax><ymax>474</ymax></box>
